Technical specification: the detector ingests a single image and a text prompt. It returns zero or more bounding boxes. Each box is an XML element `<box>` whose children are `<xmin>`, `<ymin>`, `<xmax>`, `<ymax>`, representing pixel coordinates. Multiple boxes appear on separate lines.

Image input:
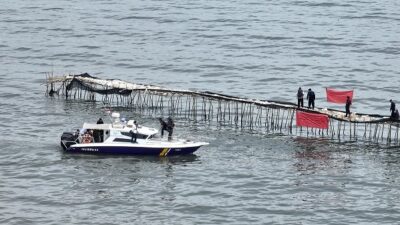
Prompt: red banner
<box><xmin>326</xmin><ymin>88</ymin><xmax>354</xmax><ymax>104</ymax></box>
<box><xmin>296</xmin><ymin>111</ymin><xmax>329</xmax><ymax>129</ymax></box>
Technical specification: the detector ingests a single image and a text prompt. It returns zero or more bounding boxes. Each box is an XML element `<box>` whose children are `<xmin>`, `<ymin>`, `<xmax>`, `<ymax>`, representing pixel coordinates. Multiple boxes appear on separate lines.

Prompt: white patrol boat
<box><xmin>60</xmin><ymin>113</ymin><xmax>208</xmax><ymax>156</ymax></box>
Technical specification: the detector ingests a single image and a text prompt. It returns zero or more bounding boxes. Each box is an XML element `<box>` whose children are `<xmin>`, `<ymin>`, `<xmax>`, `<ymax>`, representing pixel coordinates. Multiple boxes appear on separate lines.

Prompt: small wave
<box><xmin>302</xmin><ymin>40</ymin><xmax>365</xmax><ymax>48</ymax></box>
<box><xmin>48</xmin><ymin>28</ymin><xmax>73</xmax><ymax>32</ymax></box>
<box><xmin>188</xmin><ymin>28</ymin><xmax>207</xmax><ymax>32</ymax></box>
<box><xmin>192</xmin><ymin>79</ymin><xmax>222</xmax><ymax>84</ymax></box>
<box><xmin>199</xmin><ymin>64</ymin><xmax>236</xmax><ymax>70</ymax></box>
<box><xmin>341</xmin><ymin>15</ymin><xmax>400</xmax><ymax>22</ymax></box>
<box><xmin>2</xmin><ymin>19</ymin><xmax>29</xmax><ymax>23</ymax></box>
<box><xmin>220</xmin><ymin>44</ymin><xmax>253</xmax><ymax>50</ymax></box>
<box><xmin>104</xmin><ymin>31</ymin><xmax>123</xmax><ymax>36</ymax></box>
<box><xmin>124</xmin><ymin>64</ymin><xmax>151</xmax><ymax>69</ymax></box>
<box><xmin>70</xmin><ymin>34</ymin><xmax>87</xmax><ymax>38</ymax></box>
<box><xmin>0</xmin><ymin>92</ymin><xmax>20</xmax><ymax>98</ymax></box>
<box><xmin>14</xmin><ymin>47</ymin><xmax>31</xmax><ymax>51</ymax></box>
<box><xmin>118</xmin><ymin>16</ymin><xmax>156</xmax><ymax>21</ymax></box>
<box><xmin>351</xmin><ymin>47</ymin><xmax>400</xmax><ymax>55</ymax></box>
<box><xmin>248</xmin><ymin>35</ymin><xmax>293</xmax><ymax>41</ymax></box>
<box><xmin>200</xmin><ymin>72</ymin><xmax>230</xmax><ymax>78</ymax></box>
<box><xmin>257</xmin><ymin>77</ymin><xmax>287</xmax><ymax>82</ymax></box>
<box><xmin>270</xmin><ymin>66</ymin><xmax>297</xmax><ymax>72</ymax></box>
<box><xmin>292</xmin><ymin>64</ymin><xmax>311</xmax><ymax>67</ymax></box>
<box><xmin>77</xmin><ymin>45</ymin><xmax>100</xmax><ymax>50</ymax></box>
<box><xmin>157</xmin><ymin>18</ymin><xmax>181</xmax><ymax>23</ymax></box>
<box><xmin>300</xmin><ymin>36</ymin><xmax>343</xmax><ymax>41</ymax></box>
<box><xmin>346</xmin><ymin>68</ymin><xmax>374</xmax><ymax>73</ymax></box>
<box><xmin>298</xmin><ymin>52</ymin><xmax>332</xmax><ymax>58</ymax></box>
<box><xmin>42</xmin><ymin>7</ymin><xmax>64</xmax><ymax>11</ymax></box>
<box><xmin>170</xmin><ymin>68</ymin><xmax>202</xmax><ymax>73</ymax></box>
<box><xmin>200</xmin><ymin>18</ymin><xmax>245</xmax><ymax>23</ymax></box>
<box><xmin>196</xmin><ymin>34</ymin><xmax>225</xmax><ymax>39</ymax></box>
<box><xmin>35</xmin><ymin>18</ymin><xmax>52</xmax><ymax>22</ymax></box>
<box><xmin>294</xmin><ymin>2</ymin><xmax>353</xmax><ymax>7</ymax></box>
<box><xmin>114</xmin><ymin>63</ymin><xmax>134</xmax><ymax>68</ymax></box>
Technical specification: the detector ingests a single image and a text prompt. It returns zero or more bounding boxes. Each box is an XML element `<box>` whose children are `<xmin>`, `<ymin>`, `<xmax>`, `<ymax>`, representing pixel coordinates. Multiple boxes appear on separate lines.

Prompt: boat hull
<box><xmin>64</xmin><ymin>144</ymin><xmax>202</xmax><ymax>156</ymax></box>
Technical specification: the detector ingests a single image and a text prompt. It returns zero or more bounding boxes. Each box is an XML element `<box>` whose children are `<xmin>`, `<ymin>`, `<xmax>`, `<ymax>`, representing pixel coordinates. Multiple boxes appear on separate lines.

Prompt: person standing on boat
<box><xmin>95</xmin><ymin>118</ymin><xmax>104</xmax><ymax>142</ymax></box>
<box><xmin>307</xmin><ymin>88</ymin><xmax>315</xmax><ymax>110</ymax></box>
<box><xmin>130</xmin><ymin>121</ymin><xmax>138</xmax><ymax>143</ymax></box>
<box><xmin>297</xmin><ymin>87</ymin><xmax>304</xmax><ymax>108</ymax></box>
<box><xmin>345</xmin><ymin>96</ymin><xmax>352</xmax><ymax>117</ymax></box>
<box><xmin>97</xmin><ymin>118</ymin><xmax>104</xmax><ymax>124</ymax></box>
<box><xmin>158</xmin><ymin>118</ymin><xmax>168</xmax><ymax>138</ymax></box>
<box><xmin>167</xmin><ymin>117</ymin><xmax>175</xmax><ymax>141</ymax></box>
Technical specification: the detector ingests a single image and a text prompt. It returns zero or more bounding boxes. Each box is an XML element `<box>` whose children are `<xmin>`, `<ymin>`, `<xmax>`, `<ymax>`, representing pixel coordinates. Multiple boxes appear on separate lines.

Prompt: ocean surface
<box><xmin>1</xmin><ymin>0</ymin><xmax>400</xmax><ymax>224</ymax></box>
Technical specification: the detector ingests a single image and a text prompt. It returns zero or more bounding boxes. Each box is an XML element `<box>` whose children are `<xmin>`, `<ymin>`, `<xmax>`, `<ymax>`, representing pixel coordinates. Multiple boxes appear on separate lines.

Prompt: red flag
<box><xmin>326</xmin><ymin>88</ymin><xmax>354</xmax><ymax>104</ymax></box>
<box><xmin>296</xmin><ymin>111</ymin><xmax>329</xmax><ymax>129</ymax></box>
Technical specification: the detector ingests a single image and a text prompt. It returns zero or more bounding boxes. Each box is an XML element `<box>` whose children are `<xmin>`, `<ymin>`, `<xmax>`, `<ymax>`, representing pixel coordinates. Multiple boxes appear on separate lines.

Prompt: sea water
<box><xmin>1</xmin><ymin>0</ymin><xmax>400</xmax><ymax>224</ymax></box>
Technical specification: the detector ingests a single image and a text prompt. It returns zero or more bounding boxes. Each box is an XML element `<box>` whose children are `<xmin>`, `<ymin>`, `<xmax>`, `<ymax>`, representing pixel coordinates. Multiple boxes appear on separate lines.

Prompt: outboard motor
<box><xmin>60</xmin><ymin>132</ymin><xmax>79</xmax><ymax>150</ymax></box>
<box><xmin>61</xmin><ymin>132</ymin><xmax>76</xmax><ymax>141</ymax></box>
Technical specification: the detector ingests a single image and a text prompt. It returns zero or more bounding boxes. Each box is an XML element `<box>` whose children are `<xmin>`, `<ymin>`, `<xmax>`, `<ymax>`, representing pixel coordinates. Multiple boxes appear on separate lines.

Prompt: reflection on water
<box><xmin>58</xmin><ymin>152</ymin><xmax>200</xmax><ymax>208</ymax></box>
<box><xmin>61</xmin><ymin>152</ymin><xmax>199</xmax><ymax>165</ymax></box>
<box><xmin>292</xmin><ymin>137</ymin><xmax>352</xmax><ymax>175</ymax></box>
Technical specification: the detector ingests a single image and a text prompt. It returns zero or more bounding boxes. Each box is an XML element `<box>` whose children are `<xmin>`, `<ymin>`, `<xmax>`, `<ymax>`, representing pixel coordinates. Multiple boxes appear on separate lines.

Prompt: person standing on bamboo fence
<box><xmin>345</xmin><ymin>96</ymin><xmax>352</xmax><ymax>117</ymax></box>
<box><xmin>390</xmin><ymin>99</ymin><xmax>396</xmax><ymax>116</ymax></box>
<box><xmin>297</xmin><ymin>87</ymin><xmax>304</xmax><ymax>108</ymax></box>
<box><xmin>307</xmin><ymin>88</ymin><xmax>315</xmax><ymax>110</ymax></box>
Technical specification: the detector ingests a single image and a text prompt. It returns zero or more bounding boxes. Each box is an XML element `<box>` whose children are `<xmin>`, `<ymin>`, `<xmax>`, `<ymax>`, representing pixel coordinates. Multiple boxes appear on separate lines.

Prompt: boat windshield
<box><xmin>120</xmin><ymin>131</ymin><xmax>148</xmax><ymax>139</ymax></box>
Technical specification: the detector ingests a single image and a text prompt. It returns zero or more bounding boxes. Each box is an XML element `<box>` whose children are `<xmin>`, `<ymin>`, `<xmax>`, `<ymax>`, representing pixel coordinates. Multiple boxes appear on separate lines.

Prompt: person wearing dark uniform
<box><xmin>95</xmin><ymin>118</ymin><xmax>104</xmax><ymax>142</ymax></box>
<box><xmin>394</xmin><ymin>109</ymin><xmax>400</xmax><ymax>121</ymax></box>
<box><xmin>307</xmin><ymin>88</ymin><xmax>315</xmax><ymax>109</ymax></box>
<box><xmin>130</xmin><ymin>122</ymin><xmax>138</xmax><ymax>143</ymax></box>
<box><xmin>345</xmin><ymin>96</ymin><xmax>352</xmax><ymax>117</ymax></box>
<box><xmin>167</xmin><ymin>117</ymin><xmax>175</xmax><ymax>141</ymax></box>
<box><xmin>97</xmin><ymin>118</ymin><xmax>104</xmax><ymax>124</ymax></box>
<box><xmin>297</xmin><ymin>87</ymin><xmax>304</xmax><ymax>108</ymax></box>
<box><xmin>158</xmin><ymin>118</ymin><xmax>168</xmax><ymax>138</ymax></box>
<box><xmin>390</xmin><ymin>99</ymin><xmax>396</xmax><ymax>117</ymax></box>
<box><xmin>49</xmin><ymin>88</ymin><xmax>56</xmax><ymax>96</ymax></box>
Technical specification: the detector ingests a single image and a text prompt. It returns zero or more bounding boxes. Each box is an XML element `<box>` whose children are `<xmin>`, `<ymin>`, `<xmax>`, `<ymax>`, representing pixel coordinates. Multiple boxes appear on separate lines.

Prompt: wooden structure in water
<box><xmin>46</xmin><ymin>73</ymin><xmax>400</xmax><ymax>146</ymax></box>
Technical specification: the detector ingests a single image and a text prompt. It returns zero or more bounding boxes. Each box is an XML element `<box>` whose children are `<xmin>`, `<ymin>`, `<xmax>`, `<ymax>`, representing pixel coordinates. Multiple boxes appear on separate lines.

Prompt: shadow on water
<box><xmin>59</xmin><ymin>151</ymin><xmax>200</xmax><ymax>189</ymax></box>
<box><xmin>60</xmin><ymin>152</ymin><xmax>200</xmax><ymax>165</ymax></box>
